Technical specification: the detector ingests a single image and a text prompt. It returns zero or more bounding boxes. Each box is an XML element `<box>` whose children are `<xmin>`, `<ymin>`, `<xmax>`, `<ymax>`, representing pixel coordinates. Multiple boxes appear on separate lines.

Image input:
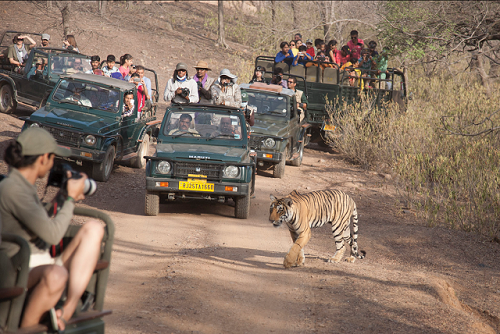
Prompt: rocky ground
<box><xmin>1</xmin><ymin>2</ymin><xmax>500</xmax><ymax>333</ymax></box>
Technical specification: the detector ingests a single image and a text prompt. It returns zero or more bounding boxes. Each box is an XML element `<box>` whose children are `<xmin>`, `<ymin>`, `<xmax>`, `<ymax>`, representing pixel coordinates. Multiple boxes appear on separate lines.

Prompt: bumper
<box><xmin>255</xmin><ymin>150</ymin><xmax>282</xmax><ymax>163</ymax></box>
<box><xmin>57</xmin><ymin>145</ymin><xmax>107</xmax><ymax>163</ymax></box>
<box><xmin>146</xmin><ymin>177</ymin><xmax>250</xmax><ymax>197</ymax></box>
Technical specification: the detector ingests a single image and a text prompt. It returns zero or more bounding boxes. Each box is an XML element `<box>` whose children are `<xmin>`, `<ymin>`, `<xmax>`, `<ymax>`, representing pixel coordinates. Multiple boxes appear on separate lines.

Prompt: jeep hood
<box><xmin>29</xmin><ymin>106</ymin><xmax>118</xmax><ymax>132</ymax></box>
<box><xmin>251</xmin><ymin>117</ymin><xmax>290</xmax><ymax>137</ymax></box>
<box><xmin>156</xmin><ymin>143</ymin><xmax>248</xmax><ymax>163</ymax></box>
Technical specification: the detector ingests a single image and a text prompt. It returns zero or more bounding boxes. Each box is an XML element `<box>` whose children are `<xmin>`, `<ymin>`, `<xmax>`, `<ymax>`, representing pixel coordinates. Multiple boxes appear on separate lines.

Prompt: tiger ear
<box><xmin>270</xmin><ymin>194</ymin><xmax>276</xmax><ymax>201</ymax></box>
<box><xmin>283</xmin><ymin>198</ymin><xmax>293</xmax><ymax>206</ymax></box>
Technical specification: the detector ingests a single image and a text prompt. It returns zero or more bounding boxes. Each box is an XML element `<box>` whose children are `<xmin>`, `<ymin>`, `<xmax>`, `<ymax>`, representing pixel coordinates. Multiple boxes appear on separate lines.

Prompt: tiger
<box><xmin>269</xmin><ymin>189</ymin><xmax>366</xmax><ymax>268</ymax></box>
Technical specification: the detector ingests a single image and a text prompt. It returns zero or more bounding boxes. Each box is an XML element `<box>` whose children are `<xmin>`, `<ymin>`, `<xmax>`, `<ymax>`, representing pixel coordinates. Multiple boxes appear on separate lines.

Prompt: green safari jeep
<box><xmin>144</xmin><ymin>104</ymin><xmax>255</xmax><ymax>219</ymax></box>
<box><xmin>240</xmin><ymin>83</ymin><xmax>310</xmax><ymax>179</ymax></box>
<box><xmin>21</xmin><ymin>73</ymin><xmax>159</xmax><ymax>182</ymax></box>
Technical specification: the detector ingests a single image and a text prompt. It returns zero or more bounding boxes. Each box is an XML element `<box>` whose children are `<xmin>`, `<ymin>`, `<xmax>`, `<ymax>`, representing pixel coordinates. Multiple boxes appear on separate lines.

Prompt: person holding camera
<box><xmin>163</xmin><ymin>62</ymin><xmax>199</xmax><ymax>104</ymax></box>
<box><xmin>0</xmin><ymin>128</ymin><xmax>104</xmax><ymax>330</ymax></box>
<box><xmin>270</xmin><ymin>67</ymin><xmax>288</xmax><ymax>89</ymax></box>
<box><xmin>293</xmin><ymin>46</ymin><xmax>313</xmax><ymax>67</ymax></box>
<box><xmin>193</xmin><ymin>61</ymin><xmax>215</xmax><ymax>104</ymax></box>
<box><xmin>129</xmin><ymin>72</ymin><xmax>150</xmax><ymax>111</ymax></box>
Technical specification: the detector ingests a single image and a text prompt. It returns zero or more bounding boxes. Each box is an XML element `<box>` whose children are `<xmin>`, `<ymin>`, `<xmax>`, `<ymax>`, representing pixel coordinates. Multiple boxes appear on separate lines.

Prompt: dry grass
<box><xmin>327</xmin><ymin>70</ymin><xmax>500</xmax><ymax>238</ymax></box>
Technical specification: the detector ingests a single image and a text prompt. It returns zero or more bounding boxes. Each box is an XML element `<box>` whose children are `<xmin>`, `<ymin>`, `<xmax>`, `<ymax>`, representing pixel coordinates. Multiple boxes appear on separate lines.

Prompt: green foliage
<box><xmin>327</xmin><ymin>70</ymin><xmax>500</xmax><ymax>238</ymax></box>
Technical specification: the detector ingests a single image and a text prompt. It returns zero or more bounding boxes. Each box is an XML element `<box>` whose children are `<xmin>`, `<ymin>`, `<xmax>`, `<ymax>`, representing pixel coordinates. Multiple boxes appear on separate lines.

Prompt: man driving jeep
<box><xmin>168</xmin><ymin>113</ymin><xmax>200</xmax><ymax>136</ymax></box>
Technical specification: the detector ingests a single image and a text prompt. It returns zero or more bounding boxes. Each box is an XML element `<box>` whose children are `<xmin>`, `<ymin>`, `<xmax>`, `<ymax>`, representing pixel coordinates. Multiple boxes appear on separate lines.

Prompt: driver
<box><xmin>168</xmin><ymin>113</ymin><xmax>200</xmax><ymax>136</ymax></box>
<box><xmin>67</xmin><ymin>86</ymin><xmax>92</xmax><ymax>107</ymax></box>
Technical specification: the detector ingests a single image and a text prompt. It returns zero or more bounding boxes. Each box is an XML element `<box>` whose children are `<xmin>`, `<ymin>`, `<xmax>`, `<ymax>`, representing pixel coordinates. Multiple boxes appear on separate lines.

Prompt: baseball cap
<box><xmin>175</xmin><ymin>62</ymin><xmax>188</xmax><ymax>71</ymax></box>
<box><xmin>17</xmin><ymin>128</ymin><xmax>71</xmax><ymax>157</ymax></box>
<box><xmin>306</xmin><ymin>39</ymin><xmax>313</xmax><ymax>44</ymax></box>
<box><xmin>41</xmin><ymin>33</ymin><xmax>50</xmax><ymax>41</ymax></box>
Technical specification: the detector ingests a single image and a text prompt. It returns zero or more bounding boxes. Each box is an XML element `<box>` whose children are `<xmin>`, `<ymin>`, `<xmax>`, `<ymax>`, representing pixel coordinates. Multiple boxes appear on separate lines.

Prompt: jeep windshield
<box><xmin>50</xmin><ymin>55</ymin><xmax>92</xmax><ymax>75</ymax></box>
<box><xmin>164</xmin><ymin>111</ymin><xmax>243</xmax><ymax>140</ymax></box>
<box><xmin>52</xmin><ymin>79</ymin><xmax>120</xmax><ymax>112</ymax></box>
<box><xmin>243</xmin><ymin>91</ymin><xmax>289</xmax><ymax>117</ymax></box>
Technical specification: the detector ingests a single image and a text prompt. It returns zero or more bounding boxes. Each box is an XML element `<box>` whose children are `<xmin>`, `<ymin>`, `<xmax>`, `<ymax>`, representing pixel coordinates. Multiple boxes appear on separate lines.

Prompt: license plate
<box><xmin>323</xmin><ymin>124</ymin><xmax>336</xmax><ymax>132</ymax></box>
<box><xmin>179</xmin><ymin>181</ymin><xmax>214</xmax><ymax>192</ymax></box>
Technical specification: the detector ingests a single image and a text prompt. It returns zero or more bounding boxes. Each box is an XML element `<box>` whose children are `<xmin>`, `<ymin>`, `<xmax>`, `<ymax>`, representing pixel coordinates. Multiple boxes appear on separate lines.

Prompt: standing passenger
<box><xmin>163</xmin><ymin>62</ymin><xmax>199</xmax><ymax>103</ymax></box>
<box><xmin>193</xmin><ymin>60</ymin><xmax>215</xmax><ymax>104</ymax></box>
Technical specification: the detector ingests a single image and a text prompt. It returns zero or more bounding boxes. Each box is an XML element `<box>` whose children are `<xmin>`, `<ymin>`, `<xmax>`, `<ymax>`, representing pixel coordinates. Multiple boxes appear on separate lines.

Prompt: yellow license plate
<box><xmin>179</xmin><ymin>181</ymin><xmax>214</xmax><ymax>192</ymax></box>
<box><xmin>323</xmin><ymin>124</ymin><xmax>336</xmax><ymax>132</ymax></box>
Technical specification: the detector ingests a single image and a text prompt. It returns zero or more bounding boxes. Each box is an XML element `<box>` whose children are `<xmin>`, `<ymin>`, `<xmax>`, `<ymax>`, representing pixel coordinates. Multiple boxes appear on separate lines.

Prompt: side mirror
<box><xmin>152</xmin><ymin>127</ymin><xmax>160</xmax><ymax>138</ymax></box>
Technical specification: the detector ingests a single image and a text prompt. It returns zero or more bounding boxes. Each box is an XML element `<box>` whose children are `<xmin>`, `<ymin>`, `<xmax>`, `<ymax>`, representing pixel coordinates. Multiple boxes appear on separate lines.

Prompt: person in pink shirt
<box><xmin>347</xmin><ymin>30</ymin><xmax>364</xmax><ymax>61</ymax></box>
<box><xmin>118</xmin><ymin>53</ymin><xmax>133</xmax><ymax>78</ymax></box>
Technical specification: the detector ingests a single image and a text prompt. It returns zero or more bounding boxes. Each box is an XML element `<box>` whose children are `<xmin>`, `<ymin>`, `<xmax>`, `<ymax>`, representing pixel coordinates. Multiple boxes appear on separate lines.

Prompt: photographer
<box><xmin>293</xmin><ymin>46</ymin><xmax>313</xmax><ymax>66</ymax></box>
<box><xmin>0</xmin><ymin>128</ymin><xmax>104</xmax><ymax>330</ymax></box>
<box><xmin>270</xmin><ymin>67</ymin><xmax>287</xmax><ymax>89</ymax></box>
<box><xmin>163</xmin><ymin>62</ymin><xmax>199</xmax><ymax>104</ymax></box>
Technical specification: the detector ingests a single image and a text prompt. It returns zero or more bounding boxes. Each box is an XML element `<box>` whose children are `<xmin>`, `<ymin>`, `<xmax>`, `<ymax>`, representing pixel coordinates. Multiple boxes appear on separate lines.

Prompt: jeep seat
<box><xmin>306</xmin><ymin>66</ymin><xmax>318</xmax><ymax>83</ymax></box>
<box><xmin>289</xmin><ymin>65</ymin><xmax>305</xmax><ymax>79</ymax></box>
<box><xmin>322</xmin><ymin>67</ymin><xmax>338</xmax><ymax>84</ymax></box>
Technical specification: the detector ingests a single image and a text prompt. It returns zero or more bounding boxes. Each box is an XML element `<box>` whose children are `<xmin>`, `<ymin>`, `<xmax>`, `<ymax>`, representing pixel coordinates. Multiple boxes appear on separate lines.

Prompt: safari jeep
<box><xmin>145</xmin><ymin>104</ymin><xmax>255</xmax><ymax>219</ymax></box>
<box><xmin>0</xmin><ymin>31</ymin><xmax>92</xmax><ymax>114</ymax></box>
<box><xmin>240</xmin><ymin>82</ymin><xmax>310</xmax><ymax>179</ymax></box>
<box><xmin>0</xmin><ymin>207</ymin><xmax>114</xmax><ymax>334</ymax></box>
<box><xmin>21</xmin><ymin>73</ymin><xmax>159</xmax><ymax>182</ymax></box>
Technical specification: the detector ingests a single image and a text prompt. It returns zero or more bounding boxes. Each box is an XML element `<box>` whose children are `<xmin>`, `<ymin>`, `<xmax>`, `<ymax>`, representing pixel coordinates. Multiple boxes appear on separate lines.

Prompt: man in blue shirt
<box><xmin>275</xmin><ymin>41</ymin><xmax>296</xmax><ymax>67</ymax></box>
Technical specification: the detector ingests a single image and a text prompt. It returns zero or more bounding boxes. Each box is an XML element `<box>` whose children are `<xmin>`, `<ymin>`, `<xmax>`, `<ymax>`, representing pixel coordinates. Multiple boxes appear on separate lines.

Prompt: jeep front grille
<box><xmin>249</xmin><ymin>136</ymin><xmax>263</xmax><ymax>150</ymax></box>
<box><xmin>42</xmin><ymin>126</ymin><xmax>81</xmax><ymax>146</ymax></box>
<box><xmin>174</xmin><ymin>162</ymin><xmax>222</xmax><ymax>179</ymax></box>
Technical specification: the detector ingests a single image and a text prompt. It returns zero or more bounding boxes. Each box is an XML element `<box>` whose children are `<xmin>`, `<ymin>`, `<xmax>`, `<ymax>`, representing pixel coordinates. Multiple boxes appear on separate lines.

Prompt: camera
<box><xmin>178</xmin><ymin>87</ymin><xmax>190</xmax><ymax>98</ymax></box>
<box><xmin>133</xmin><ymin>77</ymin><xmax>141</xmax><ymax>83</ymax></box>
<box><xmin>48</xmin><ymin>163</ymin><xmax>97</xmax><ymax>196</ymax></box>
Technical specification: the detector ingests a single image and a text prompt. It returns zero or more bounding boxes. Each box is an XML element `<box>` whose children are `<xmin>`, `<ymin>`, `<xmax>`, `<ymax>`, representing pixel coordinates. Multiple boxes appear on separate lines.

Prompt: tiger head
<box><xmin>269</xmin><ymin>194</ymin><xmax>294</xmax><ymax>227</ymax></box>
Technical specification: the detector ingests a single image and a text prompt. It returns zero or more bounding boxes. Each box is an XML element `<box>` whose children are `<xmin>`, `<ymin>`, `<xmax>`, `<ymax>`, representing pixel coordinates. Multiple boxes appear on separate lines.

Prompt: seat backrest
<box><xmin>275</xmin><ymin>62</ymin><xmax>289</xmax><ymax>74</ymax></box>
<box><xmin>306</xmin><ymin>66</ymin><xmax>318</xmax><ymax>82</ymax></box>
<box><xmin>290</xmin><ymin>65</ymin><xmax>305</xmax><ymax>79</ymax></box>
<box><xmin>323</xmin><ymin>67</ymin><xmax>338</xmax><ymax>85</ymax></box>
<box><xmin>256</xmin><ymin>60</ymin><xmax>274</xmax><ymax>74</ymax></box>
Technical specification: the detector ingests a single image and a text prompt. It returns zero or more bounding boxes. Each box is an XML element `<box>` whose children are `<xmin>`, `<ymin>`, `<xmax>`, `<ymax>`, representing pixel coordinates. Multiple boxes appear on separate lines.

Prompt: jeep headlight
<box><xmin>223</xmin><ymin>165</ymin><xmax>240</xmax><ymax>178</ymax></box>
<box><xmin>84</xmin><ymin>135</ymin><xmax>96</xmax><ymax>146</ymax></box>
<box><xmin>263</xmin><ymin>138</ymin><xmax>276</xmax><ymax>148</ymax></box>
<box><xmin>157</xmin><ymin>161</ymin><xmax>171</xmax><ymax>174</ymax></box>
<box><xmin>29</xmin><ymin>123</ymin><xmax>40</xmax><ymax>128</ymax></box>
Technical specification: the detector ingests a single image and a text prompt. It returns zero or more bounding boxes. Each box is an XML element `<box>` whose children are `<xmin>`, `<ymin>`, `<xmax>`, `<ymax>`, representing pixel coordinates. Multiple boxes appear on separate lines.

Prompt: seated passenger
<box><xmin>129</xmin><ymin>73</ymin><xmax>150</xmax><ymax>111</ymax></box>
<box><xmin>375</xmin><ymin>46</ymin><xmax>391</xmax><ymax>89</ymax></box>
<box><xmin>275</xmin><ymin>41</ymin><xmax>296</xmax><ymax>67</ymax></box>
<box><xmin>67</xmin><ymin>86</ymin><xmax>92</xmax><ymax>107</ymax></box>
<box><xmin>270</xmin><ymin>67</ymin><xmax>287</xmax><ymax>89</ymax></box>
<box><xmin>124</xmin><ymin>65</ymin><xmax>136</xmax><ymax>81</ymax></box>
<box><xmin>7</xmin><ymin>34</ymin><xmax>36</xmax><ymax>69</ymax></box>
<box><xmin>118</xmin><ymin>54</ymin><xmax>133</xmax><ymax>79</ymax></box>
<box><xmin>86</xmin><ymin>55</ymin><xmax>104</xmax><ymax>75</ymax></box>
<box><xmin>347</xmin><ymin>30</ymin><xmax>364</xmax><ymax>61</ymax></box>
<box><xmin>27</xmin><ymin>58</ymin><xmax>48</xmax><ymax>79</ymax></box>
<box><xmin>358</xmin><ymin>48</ymin><xmax>376</xmax><ymax>88</ymax></box>
<box><xmin>122</xmin><ymin>92</ymin><xmax>134</xmax><ymax>118</ymax></box>
<box><xmin>62</xmin><ymin>35</ymin><xmax>80</xmax><ymax>53</ymax></box>
<box><xmin>339</xmin><ymin>45</ymin><xmax>352</xmax><ymax>67</ymax></box>
<box><xmin>327</xmin><ymin>40</ymin><xmax>341</xmax><ymax>66</ymax></box>
<box><xmin>295</xmin><ymin>39</ymin><xmax>304</xmax><ymax>49</ymax></box>
<box><xmin>287</xmin><ymin>77</ymin><xmax>308</xmax><ymax>122</ymax></box>
<box><xmin>0</xmin><ymin>128</ymin><xmax>104</xmax><ymax>330</ymax></box>
<box><xmin>368</xmin><ymin>41</ymin><xmax>379</xmax><ymax>59</ymax></box>
<box><xmin>219</xmin><ymin>117</ymin><xmax>240</xmax><ymax>136</ymax></box>
<box><xmin>164</xmin><ymin>63</ymin><xmax>199</xmax><ymax>103</ymax></box>
<box><xmin>305</xmin><ymin>39</ymin><xmax>315</xmax><ymax>58</ymax></box>
<box><xmin>102</xmin><ymin>55</ymin><xmax>120</xmax><ymax>77</ymax></box>
<box><xmin>211</xmin><ymin>69</ymin><xmax>242</xmax><ymax>107</ymax></box>
<box><xmin>289</xmin><ymin>40</ymin><xmax>298</xmax><ymax>57</ymax></box>
<box><xmin>41</xmin><ymin>33</ymin><xmax>50</xmax><ymax>47</ymax></box>
<box><xmin>317</xmin><ymin>41</ymin><xmax>327</xmax><ymax>56</ymax></box>
<box><xmin>168</xmin><ymin>113</ymin><xmax>200</xmax><ymax>136</ymax></box>
<box><xmin>249</xmin><ymin>66</ymin><xmax>268</xmax><ymax>84</ymax></box>
<box><xmin>293</xmin><ymin>46</ymin><xmax>313</xmax><ymax>66</ymax></box>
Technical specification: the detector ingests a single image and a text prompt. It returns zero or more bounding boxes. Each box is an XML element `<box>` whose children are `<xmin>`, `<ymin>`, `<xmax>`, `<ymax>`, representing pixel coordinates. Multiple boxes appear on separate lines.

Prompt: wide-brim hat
<box><xmin>175</xmin><ymin>62</ymin><xmax>188</xmax><ymax>71</ymax></box>
<box><xmin>194</xmin><ymin>60</ymin><xmax>211</xmax><ymax>71</ymax></box>
<box><xmin>17</xmin><ymin>128</ymin><xmax>71</xmax><ymax>157</ymax></box>
<box><xmin>219</xmin><ymin>68</ymin><xmax>237</xmax><ymax>79</ymax></box>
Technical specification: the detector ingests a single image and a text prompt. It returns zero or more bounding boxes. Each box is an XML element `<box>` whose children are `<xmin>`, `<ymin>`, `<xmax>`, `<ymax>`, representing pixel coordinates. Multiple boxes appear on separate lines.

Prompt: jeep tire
<box><xmin>131</xmin><ymin>134</ymin><xmax>150</xmax><ymax>169</ymax></box>
<box><xmin>273</xmin><ymin>147</ymin><xmax>287</xmax><ymax>178</ymax></box>
<box><xmin>0</xmin><ymin>84</ymin><xmax>17</xmax><ymax>114</ymax></box>
<box><xmin>92</xmin><ymin>145</ymin><xmax>115</xmax><ymax>182</ymax></box>
<box><xmin>290</xmin><ymin>141</ymin><xmax>304</xmax><ymax>167</ymax></box>
<box><xmin>145</xmin><ymin>190</ymin><xmax>160</xmax><ymax>216</ymax></box>
<box><xmin>235</xmin><ymin>187</ymin><xmax>251</xmax><ymax>219</ymax></box>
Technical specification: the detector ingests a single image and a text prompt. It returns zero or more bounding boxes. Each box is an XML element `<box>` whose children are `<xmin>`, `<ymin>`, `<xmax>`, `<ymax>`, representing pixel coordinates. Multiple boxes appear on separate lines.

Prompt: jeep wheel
<box><xmin>273</xmin><ymin>147</ymin><xmax>287</xmax><ymax>178</ymax></box>
<box><xmin>145</xmin><ymin>191</ymin><xmax>160</xmax><ymax>216</ymax></box>
<box><xmin>92</xmin><ymin>146</ymin><xmax>115</xmax><ymax>182</ymax></box>
<box><xmin>0</xmin><ymin>84</ymin><xmax>17</xmax><ymax>114</ymax></box>
<box><xmin>131</xmin><ymin>134</ymin><xmax>150</xmax><ymax>169</ymax></box>
<box><xmin>234</xmin><ymin>188</ymin><xmax>251</xmax><ymax>219</ymax></box>
<box><xmin>290</xmin><ymin>142</ymin><xmax>304</xmax><ymax>167</ymax></box>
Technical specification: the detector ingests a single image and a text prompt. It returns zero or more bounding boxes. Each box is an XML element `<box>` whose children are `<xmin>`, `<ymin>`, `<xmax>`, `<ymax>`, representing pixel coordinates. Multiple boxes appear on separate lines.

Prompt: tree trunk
<box><xmin>56</xmin><ymin>1</ymin><xmax>72</xmax><ymax>36</ymax></box>
<box><xmin>291</xmin><ymin>1</ymin><xmax>298</xmax><ymax>31</ymax></box>
<box><xmin>217</xmin><ymin>0</ymin><xmax>227</xmax><ymax>48</ymax></box>
<box><xmin>98</xmin><ymin>0</ymin><xmax>107</xmax><ymax>16</ymax></box>
<box><xmin>47</xmin><ymin>0</ymin><xmax>52</xmax><ymax>9</ymax></box>
<box><xmin>271</xmin><ymin>0</ymin><xmax>276</xmax><ymax>36</ymax></box>
<box><xmin>471</xmin><ymin>52</ymin><xmax>492</xmax><ymax>97</ymax></box>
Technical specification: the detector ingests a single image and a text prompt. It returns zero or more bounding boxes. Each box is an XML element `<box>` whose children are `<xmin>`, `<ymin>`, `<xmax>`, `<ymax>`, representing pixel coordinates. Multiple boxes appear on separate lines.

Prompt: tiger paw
<box><xmin>345</xmin><ymin>256</ymin><xmax>356</xmax><ymax>263</ymax></box>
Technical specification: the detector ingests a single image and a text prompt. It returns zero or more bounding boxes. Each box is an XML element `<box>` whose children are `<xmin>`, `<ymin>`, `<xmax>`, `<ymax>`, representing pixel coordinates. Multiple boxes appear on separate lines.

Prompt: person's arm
<box><xmin>140</xmin><ymin>79</ymin><xmax>150</xmax><ymax>102</ymax></box>
<box><xmin>275</xmin><ymin>51</ymin><xmax>286</xmax><ymax>63</ymax></box>
<box><xmin>301</xmin><ymin>93</ymin><xmax>308</xmax><ymax>109</ymax></box>
<box><xmin>21</xmin><ymin>35</ymin><xmax>36</xmax><ymax>48</ymax></box>
<box><xmin>163</xmin><ymin>79</ymin><xmax>175</xmax><ymax>102</ymax></box>
<box><xmin>145</xmin><ymin>78</ymin><xmax>152</xmax><ymax>100</ymax></box>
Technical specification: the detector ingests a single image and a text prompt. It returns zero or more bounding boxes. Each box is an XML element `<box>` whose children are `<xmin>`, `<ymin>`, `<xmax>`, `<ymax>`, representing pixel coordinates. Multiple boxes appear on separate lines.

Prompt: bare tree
<box><xmin>55</xmin><ymin>1</ymin><xmax>72</xmax><ymax>36</ymax></box>
<box><xmin>271</xmin><ymin>0</ymin><xmax>276</xmax><ymax>36</ymax></box>
<box><xmin>47</xmin><ymin>0</ymin><xmax>52</xmax><ymax>9</ymax></box>
<box><xmin>216</xmin><ymin>0</ymin><xmax>227</xmax><ymax>48</ymax></box>
<box><xmin>97</xmin><ymin>0</ymin><xmax>107</xmax><ymax>16</ymax></box>
<box><xmin>291</xmin><ymin>1</ymin><xmax>298</xmax><ymax>31</ymax></box>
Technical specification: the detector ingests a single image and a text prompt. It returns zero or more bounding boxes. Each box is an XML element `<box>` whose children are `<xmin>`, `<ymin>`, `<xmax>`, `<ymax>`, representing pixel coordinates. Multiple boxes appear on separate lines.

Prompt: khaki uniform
<box><xmin>211</xmin><ymin>82</ymin><xmax>242</xmax><ymax>108</ymax></box>
<box><xmin>294</xmin><ymin>89</ymin><xmax>307</xmax><ymax>122</ymax></box>
<box><xmin>0</xmin><ymin>168</ymin><xmax>74</xmax><ymax>257</ymax></box>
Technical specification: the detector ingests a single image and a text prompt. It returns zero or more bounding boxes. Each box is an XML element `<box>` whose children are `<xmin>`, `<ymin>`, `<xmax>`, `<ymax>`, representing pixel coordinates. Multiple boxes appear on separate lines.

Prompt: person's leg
<box><xmin>20</xmin><ymin>265</ymin><xmax>68</xmax><ymax>328</ymax></box>
<box><xmin>59</xmin><ymin>220</ymin><xmax>104</xmax><ymax>324</ymax></box>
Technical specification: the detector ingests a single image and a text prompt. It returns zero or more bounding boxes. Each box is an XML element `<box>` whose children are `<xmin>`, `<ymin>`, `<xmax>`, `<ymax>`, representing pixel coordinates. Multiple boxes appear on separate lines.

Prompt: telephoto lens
<box><xmin>83</xmin><ymin>178</ymin><xmax>97</xmax><ymax>196</ymax></box>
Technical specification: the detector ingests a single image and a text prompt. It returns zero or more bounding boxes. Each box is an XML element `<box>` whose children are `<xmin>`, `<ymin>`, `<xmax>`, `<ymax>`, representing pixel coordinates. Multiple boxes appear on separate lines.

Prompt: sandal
<box><xmin>49</xmin><ymin>307</ymin><xmax>67</xmax><ymax>334</ymax></box>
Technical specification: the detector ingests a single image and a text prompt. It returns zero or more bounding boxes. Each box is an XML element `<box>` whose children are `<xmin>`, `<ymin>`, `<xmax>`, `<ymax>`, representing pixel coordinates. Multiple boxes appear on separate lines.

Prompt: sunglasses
<box><xmin>287</xmin><ymin>80</ymin><xmax>294</xmax><ymax>83</ymax></box>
